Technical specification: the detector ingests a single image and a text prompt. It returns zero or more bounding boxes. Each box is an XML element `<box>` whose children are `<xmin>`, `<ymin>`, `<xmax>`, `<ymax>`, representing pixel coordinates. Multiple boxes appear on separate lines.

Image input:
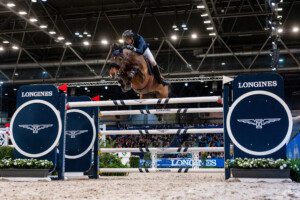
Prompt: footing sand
<box><xmin>0</xmin><ymin>173</ymin><xmax>299</xmax><ymax>200</ymax></box>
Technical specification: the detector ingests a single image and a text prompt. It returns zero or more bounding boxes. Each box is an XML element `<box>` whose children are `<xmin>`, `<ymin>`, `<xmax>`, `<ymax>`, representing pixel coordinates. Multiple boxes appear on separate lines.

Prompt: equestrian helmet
<box><xmin>122</xmin><ymin>30</ymin><xmax>134</xmax><ymax>39</ymax></box>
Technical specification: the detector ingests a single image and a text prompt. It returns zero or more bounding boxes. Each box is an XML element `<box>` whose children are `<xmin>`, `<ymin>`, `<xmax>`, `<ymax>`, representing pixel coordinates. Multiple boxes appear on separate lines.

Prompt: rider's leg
<box><xmin>143</xmin><ymin>48</ymin><xmax>168</xmax><ymax>85</ymax></box>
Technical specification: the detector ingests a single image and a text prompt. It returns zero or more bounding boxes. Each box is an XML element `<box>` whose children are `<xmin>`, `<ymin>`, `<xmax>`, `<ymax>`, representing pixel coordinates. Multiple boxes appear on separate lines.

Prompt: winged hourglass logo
<box><xmin>65</xmin><ymin>130</ymin><xmax>88</xmax><ymax>138</ymax></box>
<box><xmin>237</xmin><ymin>118</ymin><xmax>281</xmax><ymax>129</ymax></box>
<box><xmin>18</xmin><ymin>124</ymin><xmax>53</xmax><ymax>134</ymax></box>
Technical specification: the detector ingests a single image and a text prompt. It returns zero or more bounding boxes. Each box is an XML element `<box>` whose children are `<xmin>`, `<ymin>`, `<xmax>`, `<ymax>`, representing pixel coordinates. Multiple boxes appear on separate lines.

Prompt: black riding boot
<box><xmin>153</xmin><ymin>65</ymin><xmax>169</xmax><ymax>86</ymax></box>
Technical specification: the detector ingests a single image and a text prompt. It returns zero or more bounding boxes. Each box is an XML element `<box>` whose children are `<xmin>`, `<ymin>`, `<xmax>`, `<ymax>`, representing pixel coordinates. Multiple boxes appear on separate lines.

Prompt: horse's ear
<box><xmin>111</xmin><ymin>43</ymin><xmax>122</xmax><ymax>51</ymax></box>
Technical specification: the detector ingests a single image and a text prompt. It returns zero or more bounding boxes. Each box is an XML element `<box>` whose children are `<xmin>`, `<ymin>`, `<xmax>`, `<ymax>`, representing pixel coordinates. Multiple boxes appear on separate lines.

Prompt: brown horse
<box><xmin>109</xmin><ymin>47</ymin><xmax>169</xmax><ymax>99</ymax></box>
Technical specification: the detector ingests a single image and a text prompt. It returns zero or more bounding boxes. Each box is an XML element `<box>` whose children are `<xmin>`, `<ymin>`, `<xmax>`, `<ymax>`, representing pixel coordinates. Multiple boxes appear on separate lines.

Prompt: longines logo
<box><xmin>238</xmin><ymin>81</ymin><xmax>277</xmax><ymax>89</ymax></box>
<box><xmin>133</xmin><ymin>99</ymin><xmax>147</xmax><ymax>104</ymax></box>
<box><xmin>66</xmin><ymin>130</ymin><xmax>88</xmax><ymax>138</ymax></box>
<box><xmin>237</xmin><ymin>118</ymin><xmax>281</xmax><ymax>129</ymax></box>
<box><xmin>18</xmin><ymin>124</ymin><xmax>53</xmax><ymax>133</ymax></box>
<box><xmin>21</xmin><ymin>91</ymin><xmax>53</xmax><ymax>98</ymax></box>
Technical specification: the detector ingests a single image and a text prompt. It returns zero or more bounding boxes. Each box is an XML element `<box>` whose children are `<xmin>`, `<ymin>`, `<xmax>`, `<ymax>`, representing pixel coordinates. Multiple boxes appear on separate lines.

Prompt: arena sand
<box><xmin>0</xmin><ymin>173</ymin><xmax>299</xmax><ymax>200</ymax></box>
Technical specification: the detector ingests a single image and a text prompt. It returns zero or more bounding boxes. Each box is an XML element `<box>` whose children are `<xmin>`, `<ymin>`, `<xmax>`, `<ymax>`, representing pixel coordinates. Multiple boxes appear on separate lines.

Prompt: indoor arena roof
<box><xmin>0</xmin><ymin>0</ymin><xmax>299</xmax><ymax>85</ymax></box>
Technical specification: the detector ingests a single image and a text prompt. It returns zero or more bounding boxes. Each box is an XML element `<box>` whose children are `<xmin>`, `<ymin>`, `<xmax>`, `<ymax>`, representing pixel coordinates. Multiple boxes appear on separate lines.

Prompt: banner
<box><xmin>140</xmin><ymin>158</ymin><xmax>224</xmax><ymax>168</ymax></box>
<box><xmin>287</xmin><ymin>132</ymin><xmax>300</xmax><ymax>159</ymax></box>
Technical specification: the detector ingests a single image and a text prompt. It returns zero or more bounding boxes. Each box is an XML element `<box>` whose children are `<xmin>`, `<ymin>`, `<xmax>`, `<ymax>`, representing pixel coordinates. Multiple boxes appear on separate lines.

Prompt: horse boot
<box><xmin>153</xmin><ymin>65</ymin><xmax>169</xmax><ymax>86</ymax></box>
<box><xmin>128</xmin><ymin>67</ymin><xmax>139</xmax><ymax>81</ymax></box>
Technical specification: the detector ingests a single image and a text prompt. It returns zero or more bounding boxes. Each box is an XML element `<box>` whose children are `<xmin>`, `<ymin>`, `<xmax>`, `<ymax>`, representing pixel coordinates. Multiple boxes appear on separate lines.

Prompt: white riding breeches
<box><xmin>143</xmin><ymin>48</ymin><xmax>157</xmax><ymax>67</ymax></box>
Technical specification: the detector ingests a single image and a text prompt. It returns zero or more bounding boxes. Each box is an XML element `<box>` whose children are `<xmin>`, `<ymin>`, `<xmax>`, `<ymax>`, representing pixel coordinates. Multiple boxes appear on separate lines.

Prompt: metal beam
<box><xmin>0</xmin><ymin>28</ymin><xmax>41</xmax><ymax>34</ymax></box>
<box><xmin>212</xmin><ymin>11</ymin><xmax>271</xmax><ymax>19</ymax></box>
<box><xmin>3</xmin><ymin>67</ymin><xmax>300</xmax><ymax>85</ymax></box>
<box><xmin>195</xmin><ymin>48</ymin><xmax>300</xmax><ymax>58</ymax></box>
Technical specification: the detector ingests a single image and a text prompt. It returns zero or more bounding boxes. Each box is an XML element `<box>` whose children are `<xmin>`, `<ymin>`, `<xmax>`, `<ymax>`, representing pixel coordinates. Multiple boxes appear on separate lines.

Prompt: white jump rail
<box><xmin>100</xmin><ymin>128</ymin><xmax>224</xmax><ymax>136</ymax></box>
<box><xmin>67</xmin><ymin>96</ymin><xmax>222</xmax><ymax>108</ymax></box>
<box><xmin>99</xmin><ymin>168</ymin><xmax>224</xmax><ymax>173</ymax></box>
<box><xmin>99</xmin><ymin>107</ymin><xmax>223</xmax><ymax>116</ymax></box>
<box><xmin>99</xmin><ymin>147</ymin><xmax>224</xmax><ymax>153</ymax></box>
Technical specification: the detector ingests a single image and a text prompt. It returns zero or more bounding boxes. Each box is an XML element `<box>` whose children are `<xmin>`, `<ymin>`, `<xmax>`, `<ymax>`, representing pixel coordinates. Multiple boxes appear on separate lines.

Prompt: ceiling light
<box><xmin>170</xmin><ymin>34</ymin><xmax>178</xmax><ymax>41</ymax></box>
<box><xmin>206</xmin><ymin>27</ymin><xmax>214</xmax><ymax>30</ymax></box>
<box><xmin>209</xmin><ymin>33</ymin><xmax>216</xmax><ymax>36</ymax></box>
<box><xmin>183</xmin><ymin>27</ymin><xmax>188</xmax><ymax>30</ymax></box>
<box><xmin>29</xmin><ymin>18</ymin><xmax>38</xmax><ymax>22</ymax></box>
<box><xmin>201</xmin><ymin>13</ymin><xmax>208</xmax><ymax>17</ymax></box>
<box><xmin>13</xmin><ymin>88</ymin><xmax>17</xmax><ymax>91</ymax></box>
<box><xmin>272</xmin><ymin>67</ymin><xmax>277</xmax><ymax>71</ymax></box>
<box><xmin>277</xmin><ymin>28</ymin><xmax>283</xmax><ymax>33</ymax></box>
<box><xmin>221</xmin><ymin>62</ymin><xmax>226</xmax><ymax>66</ymax></box>
<box><xmin>181</xmin><ymin>24</ymin><xmax>186</xmax><ymax>28</ymax></box>
<box><xmin>84</xmin><ymin>87</ymin><xmax>88</xmax><ymax>90</ymax></box>
<box><xmin>2</xmin><ymin>41</ymin><xmax>9</xmax><ymax>44</ymax></box>
<box><xmin>205</xmin><ymin>85</ymin><xmax>208</xmax><ymax>88</ymax></box>
<box><xmin>83</xmin><ymin>41</ymin><xmax>90</xmax><ymax>46</ymax></box>
<box><xmin>105</xmin><ymin>86</ymin><xmax>108</xmax><ymax>90</ymax></box>
<box><xmin>18</xmin><ymin>11</ymin><xmax>27</xmax><ymax>15</ymax></box>
<box><xmin>65</xmin><ymin>41</ymin><xmax>72</xmax><ymax>46</ymax></box>
<box><xmin>79</xmin><ymin>35</ymin><xmax>83</xmax><ymax>38</ymax></box>
<box><xmin>279</xmin><ymin>58</ymin><xmax>284</xmax><ymax>63</ymax></box>
<box><xmin>12</xmin><ymin>45</ymin><xmax>19</xmax><ymax>50</ymax></box>
<box><xmin>191</xmin><ymin>33</ymin><xmax>198</xmax><ymax>39</ymax></box>
<box><xmin>271</xmin><ymin>2</ymin><xmax>276</xmax><ymax>6</ymax></box>
<box><xmin>83</xmin><ymin>31</ymin><xmax>88</xmax><ymax>35</ymax></box>
<box><xmin>0</xmin><ymin>46</ymin><xmax>4</xmax><ymax>51</ymax></box>
<box><xmin>87</xmin><ymin>34</ymin><xmax>91</xmax><ymax>37</ymax></box>
<box><xmin>174</xmin><ymin>28</ymin><xmax>179</xmax><ymax>31</ymax></box>
<box><xmin>197</xmin><ymin>5</ymin><xmax>205</xmax><ymax>9</ymax></box>
<box><xmin>75</xmin><ymin>32</ymin><xmax>80</xmax><ymax>36</ymax></box>
<box><xmin>57</xmin><ymin>36</ymin><xmax>64</xmax><ymax>41</ymax></box>
<box><xmin>292</xmin><ymin>26</ymin><xmax>299</xmax><ymax>33</ymax></box>
<box><xmin>4</xmin><ymin>93</ymin><xmax>8</xmax><ymax>96</ymax></box>
<box><xmin>31</xmin><ymin>0</ymin><xmax>37</xmax><ymax>2</ymax></box>
<box><xmin>204</xmin><ymin>20</ymin><xmax>211</xmax><ymax>24</ymax></box>
<box><xmin>49</xmin><ymin>30</ymin><xmax>56</xmax><ymax>35</ymax></box>
<box><xmin>209</xmin><ymin>91</ymin><xmax>213</xmax><ymax>94</ymax></box>
<box><xmin>277</xmin><ymin>15</ymin><xmax>282</xmax><ymax>19</ymax></box>
<box><xmin>184</xmin><ymin>83</ymin><xmax>188</xmax><ymax>87</ymax></box>
<box><xmin>7</xmin><ymin>2</ymin><xmax>15</xmax><ymax>7</ymax></box>
<box><xmin>14</xmin><ymin>72</ymin><xmax>18</xmax><ymax>76</ymax></box>
<box><xmin>101</xmin><ymin>39</ymin><xmax>109</xmax><ymax>45</ymax></box>
<box><xmin>172</xmin><ymin>24</ymin><xmax>177</xmax><ymax>29</ymax></box>
<box><xmin>118</xmin><ymin>39</ymin><xmax>124</xmax><ymax>43</ymax></box>
<box><xmin>41</xmin><ymin>0</ymin><xmax>47</xmax><ymax>2</ymax></box>
<box><xmin>39</xmin><ymin>24</ymin><xmax>47</xmax><ymax>29</ymax></box>
<box><xmin>276</xmin><ymin>7</ymin><xmax>283</xmax><ymax>11</ymax></box>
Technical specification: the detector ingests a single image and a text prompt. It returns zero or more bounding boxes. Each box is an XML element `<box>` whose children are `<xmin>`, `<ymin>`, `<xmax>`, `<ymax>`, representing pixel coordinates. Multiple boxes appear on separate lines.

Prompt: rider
<box><xmin>121</xmin><ymin>30</ymin><xmax>168</xmax><ymax>86</ymax></box>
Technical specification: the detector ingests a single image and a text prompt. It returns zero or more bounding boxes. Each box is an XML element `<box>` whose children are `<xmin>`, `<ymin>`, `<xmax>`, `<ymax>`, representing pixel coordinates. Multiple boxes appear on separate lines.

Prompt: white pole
<box><xmin>99</xmin><ymin>128</ymin><xmax>224</xmax><ymax>136</ymax></box>
<box><xmin>67</xmin><ymin>96</ymin><xmax>221</xmax><ymax>108</ymax></box>
<box><xmin>99</xmin><ymin>147</ymin><xmax>224</xmax><ymax>153</ymax></box>
<box><xmin>99</xmin><ymin>107</ymin><xmax>223</xmax><ymax>116</ymax></box>
<box><xmin>99</xmin><ymin>168</ymin><xmax>224</xmax><ymax>173</ymax></box>
<box><xmin>99</xmin><ymin>124</ymin><xmax>106</xmax><ymax>146</ymax></box>
<box><xmin>151</xmin><ymin>152</ymin><xmax>157</xmax><ymax>169</ymax></box>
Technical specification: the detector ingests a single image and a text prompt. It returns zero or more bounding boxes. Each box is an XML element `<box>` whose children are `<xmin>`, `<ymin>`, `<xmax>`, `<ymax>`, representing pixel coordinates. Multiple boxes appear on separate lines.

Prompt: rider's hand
<box><xmin>125</xmin><ymin>45</ymin><xmax>136</xmax><ymax>52</ymax></box>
